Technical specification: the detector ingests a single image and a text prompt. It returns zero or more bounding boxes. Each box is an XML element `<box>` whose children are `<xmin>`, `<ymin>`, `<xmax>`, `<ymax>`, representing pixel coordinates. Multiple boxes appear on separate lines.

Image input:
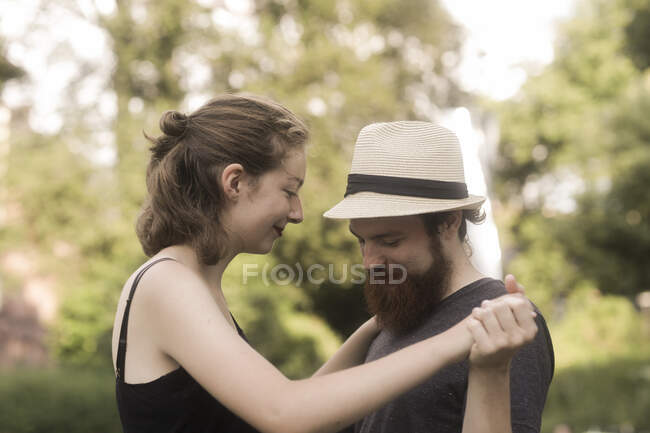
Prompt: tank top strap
<box><xmin>116</xmin><ymin>257</ymin><xmax>176</xmax><ymax>381</ymax></box>
<box><xmin>230</xmin><ymin>313</ymin><xmax>245</xmax><ymax>339</ymax></box>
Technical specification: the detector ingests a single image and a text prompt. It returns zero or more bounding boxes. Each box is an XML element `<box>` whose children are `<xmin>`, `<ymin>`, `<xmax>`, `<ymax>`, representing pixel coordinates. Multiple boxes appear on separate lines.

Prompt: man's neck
<box><xmin>443</xmin><ymin>248</ymin><xmax>486</xmax><ymax>300</ymax></box>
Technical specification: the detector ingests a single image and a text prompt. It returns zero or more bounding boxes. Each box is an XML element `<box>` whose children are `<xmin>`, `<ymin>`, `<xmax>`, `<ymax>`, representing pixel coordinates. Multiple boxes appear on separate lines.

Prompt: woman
<box><xmin>112</xmin><ymin>93</ymin><xmax>537</xmax><ymax>433</ymax></box>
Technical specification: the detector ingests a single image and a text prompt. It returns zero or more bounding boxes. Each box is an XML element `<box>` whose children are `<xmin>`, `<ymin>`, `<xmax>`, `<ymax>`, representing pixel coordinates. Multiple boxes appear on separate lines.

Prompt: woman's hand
<box><xmin>467</xmin><ymin>294</ymin><xmax>538</xmax><ymax>370</ymax></box>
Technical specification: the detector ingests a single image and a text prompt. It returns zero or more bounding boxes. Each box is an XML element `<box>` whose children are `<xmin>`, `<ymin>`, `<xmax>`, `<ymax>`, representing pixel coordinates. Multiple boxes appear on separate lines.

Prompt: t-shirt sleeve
<box><xmin>509</xmin><ymin>312</ymin><xmax>555</xmax><ymax>433</ymax></box>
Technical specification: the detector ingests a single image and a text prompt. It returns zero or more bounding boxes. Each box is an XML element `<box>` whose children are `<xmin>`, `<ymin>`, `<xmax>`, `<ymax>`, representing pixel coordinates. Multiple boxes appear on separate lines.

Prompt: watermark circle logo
<box><xmin>270</xmin><ymin>264</ymin><xmax>296</xmax><ymax>285</ymax></box>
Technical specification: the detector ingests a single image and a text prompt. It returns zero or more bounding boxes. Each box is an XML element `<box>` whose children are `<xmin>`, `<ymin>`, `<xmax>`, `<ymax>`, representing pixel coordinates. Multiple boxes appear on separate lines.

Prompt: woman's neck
<box><xmin>157</xmin><ymin>244</ymin><xmax>237</xmax><ymax>297</ymax></box>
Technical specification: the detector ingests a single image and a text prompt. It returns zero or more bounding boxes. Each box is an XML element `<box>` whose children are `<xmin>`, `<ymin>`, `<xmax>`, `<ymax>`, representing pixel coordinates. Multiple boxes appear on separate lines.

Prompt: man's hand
<box><xmin>466</xmin><ymin>294</ymin><xmax>538</xmax><ymax>370</ymax></box>
<box><xmin>504</xmin><ymin>273</ymin><xmax>525</xmax><ymax>295</ymax></box>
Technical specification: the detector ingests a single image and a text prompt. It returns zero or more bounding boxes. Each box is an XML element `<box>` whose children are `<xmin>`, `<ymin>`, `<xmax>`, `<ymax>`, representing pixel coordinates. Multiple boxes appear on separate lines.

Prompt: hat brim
<box><xmin>323</xmin><ymin>191</ymin><xmax>486</xmax><ymax>219</ymax></box>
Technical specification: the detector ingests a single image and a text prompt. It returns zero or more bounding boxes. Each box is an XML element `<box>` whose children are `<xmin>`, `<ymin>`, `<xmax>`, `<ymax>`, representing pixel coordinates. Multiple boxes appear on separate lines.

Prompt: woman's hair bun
<box><xmin>159</xmin><ymin>110</ymin><xmax>189</xmax><ymax>137</ymax></box>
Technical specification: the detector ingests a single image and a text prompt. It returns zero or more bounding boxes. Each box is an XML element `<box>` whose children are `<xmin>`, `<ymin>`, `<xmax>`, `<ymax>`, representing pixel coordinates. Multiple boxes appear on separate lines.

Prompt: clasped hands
<box><xmin>466</xmin><ymin>275</ymin><xmax>539</xmax><ymax>370</ymax></box>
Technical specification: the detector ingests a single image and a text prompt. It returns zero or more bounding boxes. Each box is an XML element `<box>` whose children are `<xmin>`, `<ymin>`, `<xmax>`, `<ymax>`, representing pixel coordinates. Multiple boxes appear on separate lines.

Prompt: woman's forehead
<box><xmin>280</xmin><ymin>150</ymin><xmax>306</xmax><ymax>183</ymax></box>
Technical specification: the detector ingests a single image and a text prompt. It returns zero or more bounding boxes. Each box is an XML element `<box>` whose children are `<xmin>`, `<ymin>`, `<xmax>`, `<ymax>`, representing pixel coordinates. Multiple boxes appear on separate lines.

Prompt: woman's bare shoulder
<box><xmin>112</xmin><ymin>258</ymin><xmax>208</xmax><ymax>377</ymax></box>
<box><xmin>131</xmin><ymin>258</ymin><xmax>211</xmax><ymax>318</ymax></box>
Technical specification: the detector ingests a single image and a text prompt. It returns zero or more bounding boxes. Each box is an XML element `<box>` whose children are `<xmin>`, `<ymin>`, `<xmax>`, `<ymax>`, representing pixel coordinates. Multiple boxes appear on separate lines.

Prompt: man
<box><xmin>324</xmin><ymin>121</ymin><xmax>554</xmax><ymax>433</ymax></box>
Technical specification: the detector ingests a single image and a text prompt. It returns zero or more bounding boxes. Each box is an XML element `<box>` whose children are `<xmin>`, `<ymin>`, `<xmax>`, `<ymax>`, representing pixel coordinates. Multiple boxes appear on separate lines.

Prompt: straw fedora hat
<box><xmin>323</xmin><ymin>121</ymin><xmax>485</xmax><ymax>219</ymax></box>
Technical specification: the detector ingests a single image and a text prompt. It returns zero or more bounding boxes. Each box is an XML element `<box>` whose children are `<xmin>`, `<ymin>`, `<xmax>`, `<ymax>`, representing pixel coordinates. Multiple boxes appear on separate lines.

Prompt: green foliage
<box><xmin>492</xmin><ymin>3</ymin><xmax>650</xmax><ymax>430</ymax></box>
<box><xmin>550</xmin><ymin>286</ymin><xmax>650</xmax><ymax>368</ymax></box>
<box><xmin>494</xmin><ymin>0</ymin><xmax>650</xmax><ymax>306</ymax></box>
<box><xmin>0</xmin><ymin>367</ymin><xmax>121</xmax><ymax>433</ymax></box>
<box><xmin>542</xmin><ymin>358</ymin><xmax>650</xmax><ymax>433</ymax></box>
<box><xmin>507</xmin><ymin>221</ymin><xmax>579</xmax><ymax>315</ymax></box>
<box><xmin>0</xmin><ymin>130</ymin><xmax>146</xmax><ymax>366</ymax></box>
<box><xmin>623</xmin><ymin>0</ymin><xmax>650</xmax><ymax>70</ymax></box>
<box><xmin>558</xmin><ymin>81</ymin><xmax>650</xmax><ymax>298</ymax></box>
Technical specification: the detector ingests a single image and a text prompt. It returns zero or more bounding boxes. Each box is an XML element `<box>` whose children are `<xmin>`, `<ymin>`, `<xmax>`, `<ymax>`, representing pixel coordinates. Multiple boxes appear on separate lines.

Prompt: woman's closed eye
<box><xmin>284</xmin><ymin>189</ymin><xmax>297</xmax><ymax>198</ymax></box>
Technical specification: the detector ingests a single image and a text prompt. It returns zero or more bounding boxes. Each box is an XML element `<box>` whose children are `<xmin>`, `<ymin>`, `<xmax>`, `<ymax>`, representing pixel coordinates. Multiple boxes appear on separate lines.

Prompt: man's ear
<box><xmin>221</xmin><ymin>163</ymin><xmax>245</xmax><ymax>201</ymax></box>
<box><xmin>441</xmin><ymin>210</ymin><xmax>462</xmax><ymax>240</ymax></box>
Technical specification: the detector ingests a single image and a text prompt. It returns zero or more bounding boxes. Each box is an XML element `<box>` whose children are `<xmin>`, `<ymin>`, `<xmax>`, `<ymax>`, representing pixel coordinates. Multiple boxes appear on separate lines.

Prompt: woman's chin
<box><xmin>246</xmin><ymin>241</ymin><xmax>275</xmax><ymax>255</ymax></box>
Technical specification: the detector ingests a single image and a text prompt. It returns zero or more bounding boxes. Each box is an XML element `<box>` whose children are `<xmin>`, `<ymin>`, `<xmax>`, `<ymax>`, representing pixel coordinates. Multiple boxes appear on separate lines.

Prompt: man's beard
<box><xmin>363</xmin><ymin>236</ymin><xmax>452</xmax><ymax>335</ymax></box>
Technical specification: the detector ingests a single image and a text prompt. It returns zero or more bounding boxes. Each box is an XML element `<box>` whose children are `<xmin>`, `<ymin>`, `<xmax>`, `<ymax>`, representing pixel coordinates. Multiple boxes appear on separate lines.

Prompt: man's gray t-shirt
<box><xmin>353</xmin><ymin>278</ymin><xmax>554</xmax><ymax>433</ymax></box>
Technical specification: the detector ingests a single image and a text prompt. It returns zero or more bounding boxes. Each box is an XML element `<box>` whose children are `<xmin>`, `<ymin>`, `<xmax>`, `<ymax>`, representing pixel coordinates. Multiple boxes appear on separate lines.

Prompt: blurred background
<box><xmin>0</xmin><ymin>0</ymin><xmax>649</xmax><ymax>432</ymax></box>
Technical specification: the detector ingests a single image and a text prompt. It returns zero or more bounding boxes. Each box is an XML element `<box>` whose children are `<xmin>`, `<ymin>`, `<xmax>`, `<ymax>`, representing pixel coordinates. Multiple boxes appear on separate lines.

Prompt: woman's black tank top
<box><xmin>115</xmin><ymin>258</ymin><xmax>259</xmax><ymax>433</ymax></box>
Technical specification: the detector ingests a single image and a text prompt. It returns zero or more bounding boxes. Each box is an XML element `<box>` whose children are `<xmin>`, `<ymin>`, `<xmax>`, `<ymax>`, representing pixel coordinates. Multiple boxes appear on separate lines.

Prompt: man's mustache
<box><xmin>365</xmin><ymin>264</ymin><xmax>408</xmax><ymax>285</ymax></box>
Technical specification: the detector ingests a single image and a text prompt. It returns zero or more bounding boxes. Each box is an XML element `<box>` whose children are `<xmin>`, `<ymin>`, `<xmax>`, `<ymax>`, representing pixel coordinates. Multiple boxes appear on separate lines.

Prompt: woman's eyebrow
<box><xmin>288</xmin><ymin>176</ymin><xmax>304</xmax><ymax>187</ymax></box>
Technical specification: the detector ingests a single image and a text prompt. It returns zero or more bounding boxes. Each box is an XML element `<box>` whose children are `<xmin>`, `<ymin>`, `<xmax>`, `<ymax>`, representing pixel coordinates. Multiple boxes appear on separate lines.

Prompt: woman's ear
<box><xmin>221</xmin><ymin>163</ymin><xmax>245</xmax><ymax>201</ymax></box>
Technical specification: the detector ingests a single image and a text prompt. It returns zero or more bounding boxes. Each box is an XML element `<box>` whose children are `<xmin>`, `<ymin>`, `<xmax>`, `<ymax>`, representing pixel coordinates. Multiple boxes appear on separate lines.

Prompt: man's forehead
<box><xmin>349</xmin><ymin>215</ymin><xmax>423</xmax><ymax>236</ymax></box>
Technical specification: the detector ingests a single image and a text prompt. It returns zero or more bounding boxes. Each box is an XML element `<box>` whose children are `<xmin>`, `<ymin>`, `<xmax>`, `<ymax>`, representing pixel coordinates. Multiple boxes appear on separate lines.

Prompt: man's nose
<box><xmin>288</xmin><ymin>195</ymin><xmax>303</xmax><ymax>224</ymax></box>
<box><xmin>362</xmin><ymin>244</ymin><xmax>385</xmax><ymax>270</ymax></box>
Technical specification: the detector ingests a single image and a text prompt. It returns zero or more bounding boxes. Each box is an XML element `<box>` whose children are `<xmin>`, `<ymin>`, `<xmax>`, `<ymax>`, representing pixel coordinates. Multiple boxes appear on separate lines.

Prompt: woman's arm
<box><xmin>284</xmin><ymin>320</ymin><xmax>471</xmax><ymax>433</ymax></box>
<box><xmin>138</xmin><ymin>263</ymin><xmax>535</xmax><ymax>433</ymax></box>
<box><xmin>463</xmin><ymin>366</ymin><xmax>512</xmax><ymax>433</ymax></box>
<box><xmin>462</xmin><ymin>295</ymin><xmax>539</xmax><ymax>433</ymax></box>
<box><xmin>312</xmin><ymin>316</ymin><xmax>380</xmax><ymax>377</ymax></box>
<box><xmin>140</xmin><ymin>263</ymin><xmax>472</xmax><ymax>433</ymax></box>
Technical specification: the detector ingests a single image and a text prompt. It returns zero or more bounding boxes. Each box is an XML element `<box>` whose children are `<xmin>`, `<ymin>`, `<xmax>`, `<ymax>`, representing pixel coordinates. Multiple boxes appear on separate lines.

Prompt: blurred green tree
<box><xmin>492</xmin><ymin>3</ymin><xmax>650</xmax><ymax>429</ymax></box>
<box><xmin>494</xmin><ymin>0</ymin><xmax>650</xmax><ymax>307</ymax></box>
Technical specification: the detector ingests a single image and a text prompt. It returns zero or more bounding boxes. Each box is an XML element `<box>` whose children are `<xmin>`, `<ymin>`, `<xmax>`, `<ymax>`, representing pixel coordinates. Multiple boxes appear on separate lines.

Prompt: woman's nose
<box><xmin>288</xmin><ymin>195</ymin><xmax>303</xmax><ymax>224</ymax></box>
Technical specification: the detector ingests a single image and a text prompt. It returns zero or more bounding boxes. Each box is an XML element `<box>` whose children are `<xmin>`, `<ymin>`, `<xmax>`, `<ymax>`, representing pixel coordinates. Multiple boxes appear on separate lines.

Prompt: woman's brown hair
<box><xmin>136</xmin><ymin>94</ymin><xmax>309</xmax><ymax>265</ymax></box>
